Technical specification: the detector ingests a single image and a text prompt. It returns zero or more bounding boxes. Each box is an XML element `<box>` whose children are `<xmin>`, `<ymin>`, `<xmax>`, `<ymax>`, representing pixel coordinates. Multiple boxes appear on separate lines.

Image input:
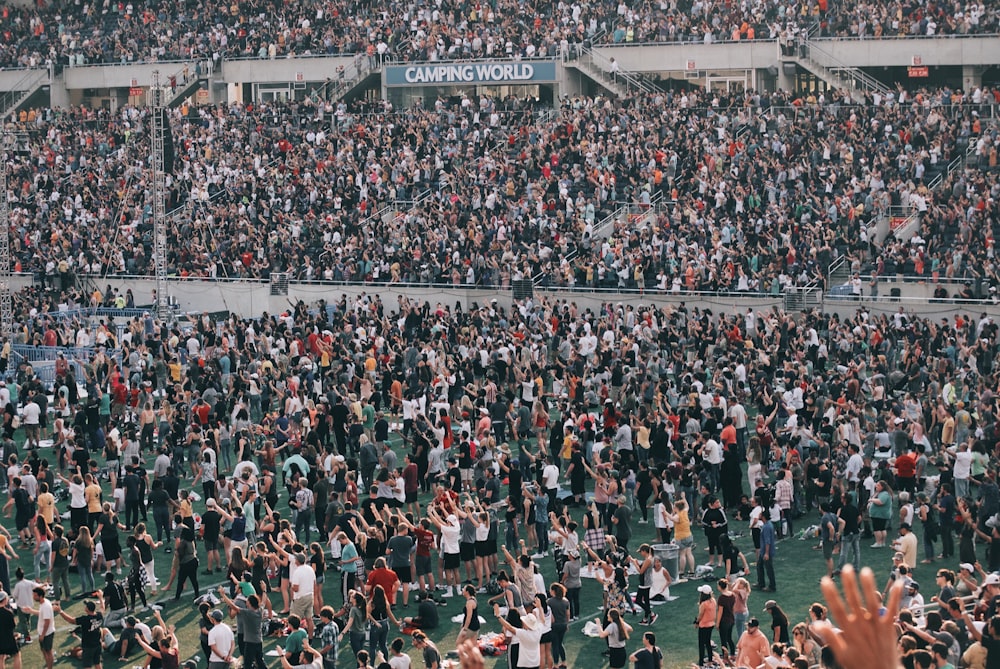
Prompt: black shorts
<box><xmin>39</xmin><ymin>634</ymin><xmax>53</xmax><ymax>652</ymax></box>
<box><xmin>204</xmin><ymin>539</ymin><xmax>220</xmax><ymax>552</ymax></box>
<box><xmin>82</xmin><ymin>645</ymin><xmax>101</xmax><ymax>668</ymax></box>
<box><xmin>460</xmin><ymin>542</ymin><xmax>475</xmax><ymax>562</ymax></box>
<box><xmin>872</xmin><ymin>518</ymin><xmax>888</xmax><ymax>532</ymax></box>
<box><xmin>540</xmin><ymin>631</ymin><xmax>552</xmax><ymax>643</ymax></box>
<box><xmin>609</xmin><ymin>646</ymin><xmax>627</xmax><ymax>669</ymax></box>
<box><xmin>405</xmin><ymin>490</ymin><xmax>417</xmax><ymax>504</ymax></box>
<box><xmin>443</xmin><ymin>552</ymin><xmax>460</xmax><ymax>570</ymax></box>
<box><xmin>475</xmin><ymin>541</ymin><xmax>490</xmax><ymax>557</ymax></box>
<box><xmin>415</xmin><ymin>554</ymin><xmax>432</xmax><ymax>577</ymax></box>
<box><xmin>392</xmin><ymin>565</ymin><xmax>412</xmax><ymax>583</ymax></box>
<box><xmin>15</xmin><ymin>513</ymin><xmax>30</xmax><ymax>531</ymax></box>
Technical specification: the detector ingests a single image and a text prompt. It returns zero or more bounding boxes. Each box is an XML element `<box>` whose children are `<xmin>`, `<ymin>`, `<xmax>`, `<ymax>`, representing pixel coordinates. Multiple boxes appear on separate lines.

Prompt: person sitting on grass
<box><xmin>100</xmin><ymin>616</ymin><xmax>151</xmax><ymax>661</ymax></box>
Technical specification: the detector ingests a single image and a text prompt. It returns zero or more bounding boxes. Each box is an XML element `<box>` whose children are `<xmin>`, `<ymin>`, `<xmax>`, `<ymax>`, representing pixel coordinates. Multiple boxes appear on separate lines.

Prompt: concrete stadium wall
<box><xmin>45</xmin><ymin>276</ymin><xmax>1000</xmax><ymax>324</ymax></box>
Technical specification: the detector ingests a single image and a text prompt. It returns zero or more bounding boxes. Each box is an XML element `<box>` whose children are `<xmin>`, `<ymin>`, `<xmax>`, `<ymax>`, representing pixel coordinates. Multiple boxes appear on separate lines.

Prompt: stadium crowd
<box><xmin>0</xmin><ymin>0</ymin><xmax>996</xmax><ymax>68</ymax></box>
<box><xmin>2</xmin><ymin>279</ymin><xmax>1000</xmax><ymax>669</ymax></box>
<box><xmin>3</xmin><ymin>84</ymin><xmax>998</xmax><ymax>301</ymax></box>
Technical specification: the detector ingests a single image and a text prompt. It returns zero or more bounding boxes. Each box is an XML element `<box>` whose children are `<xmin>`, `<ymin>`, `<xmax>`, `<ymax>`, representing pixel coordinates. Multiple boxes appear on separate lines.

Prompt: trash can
<box><xmin>651</xmin><ymin>543</ymin><xmax>679</xmax><ymax>581</ymax></box>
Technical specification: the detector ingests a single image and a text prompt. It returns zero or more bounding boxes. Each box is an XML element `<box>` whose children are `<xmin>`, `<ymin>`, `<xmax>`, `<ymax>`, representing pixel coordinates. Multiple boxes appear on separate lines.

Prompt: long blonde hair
<box><xmin>77</xmin><ymin>526</ymin><xmax>94</xmax><ymax>550</ymax></box>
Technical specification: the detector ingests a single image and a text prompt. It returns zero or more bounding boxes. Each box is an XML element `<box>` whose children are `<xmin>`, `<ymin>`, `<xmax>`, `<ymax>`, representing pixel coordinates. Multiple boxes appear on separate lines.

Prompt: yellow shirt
<box><xmin>674</xmin><ymin>509</ymin><xmax>692</xmax><ymax>540</ymax></box>
<box><xmin>179</xmin><ymin>499</ymin><xmax>193</xmax><ymax>519</ymax></box>
<box><xmin>85</xmin><ymin>484</ymin><xmax>103</xmax><ymax>513</ymax></box>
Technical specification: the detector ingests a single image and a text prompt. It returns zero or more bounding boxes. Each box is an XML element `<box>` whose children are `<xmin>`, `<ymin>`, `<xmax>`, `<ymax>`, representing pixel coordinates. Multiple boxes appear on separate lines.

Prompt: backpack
<box><xmin>486</xmin><ymin>575</ymin><xmax>503</xmax><ymax>596</ymax></box>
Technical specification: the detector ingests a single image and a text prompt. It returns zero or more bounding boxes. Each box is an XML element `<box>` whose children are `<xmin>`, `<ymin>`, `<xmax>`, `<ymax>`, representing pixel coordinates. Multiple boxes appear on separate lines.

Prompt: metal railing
<box><xmin>797</xmin><ymin>39</ymin><xmax>891</xmax><ymax>99</ymax></box>
<box><xmin>565</xmin><ymin>44</ymin><xmax>659</xmax><ymax>97</ymax></box>
<box><xmin>0</xmin><ymin>68</ymin><xmax>49</xmax><ymax>120</ymax></box>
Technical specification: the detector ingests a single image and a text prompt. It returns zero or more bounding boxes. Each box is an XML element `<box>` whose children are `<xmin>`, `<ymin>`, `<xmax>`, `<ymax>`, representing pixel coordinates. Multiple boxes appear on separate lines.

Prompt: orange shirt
<box><xmin>698</xmin><ymin>599</ymin><xmax>717</xmax><ymax>627</ymax></box>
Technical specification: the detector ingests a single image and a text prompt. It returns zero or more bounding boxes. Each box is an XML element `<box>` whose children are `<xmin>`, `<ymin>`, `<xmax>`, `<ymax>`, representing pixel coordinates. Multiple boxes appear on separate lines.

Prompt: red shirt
<box><xmin>366</xmin><ymin>568</ymin><xmax>400</xmax><ymax>604</ymax></box>
<box><xmin>414</xmin><ymin>527</ymin><xmax>435</xmax><ymax>558</ymax></box>
<box><xmin>895</xmin><ymin>452</ymin><xmax>917</xmax><ymax>479</ymax></box>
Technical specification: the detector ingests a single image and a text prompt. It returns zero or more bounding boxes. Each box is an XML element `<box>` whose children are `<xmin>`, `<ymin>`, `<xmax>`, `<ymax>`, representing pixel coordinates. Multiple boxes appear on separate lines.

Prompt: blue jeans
<box><xmin>734</xmin><ymin>611</ymin><xmax>748</xmax><ymax>640</ymax></box>
<box><xmin>368</xmin><ymin>618</ymin><xmax>389</xmax><ymax>659</ymax></box>
<box><xmin>78</xmin><ymin>562</ymin><xmax>96</xmax><ymax>593</ymax></box>
<box><xmin>837</xmin><ymin>532</ymin><xmax>861</xmax><ymax>571</ymax></box>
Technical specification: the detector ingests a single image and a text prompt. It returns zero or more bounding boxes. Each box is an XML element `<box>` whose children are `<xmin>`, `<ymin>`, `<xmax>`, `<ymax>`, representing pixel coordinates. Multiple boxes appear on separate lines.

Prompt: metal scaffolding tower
<box><xmin>150</xmin><ymin>70</ymin><xmax>170</xmax><ymax>321</ymax></box>
<box><xmin>0</xmin><ymin>134</ymin><xmax>12</xmax><ymax>337</ymax></box>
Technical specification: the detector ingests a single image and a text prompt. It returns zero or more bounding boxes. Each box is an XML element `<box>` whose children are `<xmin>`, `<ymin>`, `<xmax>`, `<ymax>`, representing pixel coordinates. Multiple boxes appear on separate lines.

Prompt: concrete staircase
<box><xmin>0</xmin><ymin>68</ymin><xmax>50</xmax><ymax>119</ymax></box>
<box><xmin>564</xmin><ymin>45</ymin><xmax>659</xmax><ymax>99</ymax></box>
<box><xmin>788</xmin><ymin>40</ymin><xmax>890</xmax><ymax>104</ymax></box>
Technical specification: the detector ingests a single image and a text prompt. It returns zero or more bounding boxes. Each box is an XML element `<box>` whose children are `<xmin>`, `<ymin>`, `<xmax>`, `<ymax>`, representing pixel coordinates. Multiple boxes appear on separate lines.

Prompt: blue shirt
<box><xmin>759</xmin><ymin>520</ymin><xmax>777</xmax><ymax>558</ymax></box>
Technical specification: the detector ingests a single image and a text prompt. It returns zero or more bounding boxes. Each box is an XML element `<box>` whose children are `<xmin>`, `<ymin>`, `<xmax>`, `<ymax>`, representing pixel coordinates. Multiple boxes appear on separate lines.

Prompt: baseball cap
<box><xmin>983</xmin><ymin>573</ymin><xmax>1000</xmax><ymax>587</ymax></box>
<box><xmin>698</xmin><ymin>585</ymin><xmax>712</xmax><ymax>595</ymax></box>
<box><xmin>210</xmin><ymin>610</ymin><xmax>224</xmax><ymax>621</ymax></box>
<box><xmin>763</xmin><ymin>599</ymin><xmax>777</xmax><ymax>611</ymax></box>
<box><xmin>960</xmin><ymin>563</ymin><xmax>975</xmax><ymax>572</ymax></box>
<box><xmin>747</xmin><ymin>618</ymin><xmax>760</xmax><ymax>628</ymax></box>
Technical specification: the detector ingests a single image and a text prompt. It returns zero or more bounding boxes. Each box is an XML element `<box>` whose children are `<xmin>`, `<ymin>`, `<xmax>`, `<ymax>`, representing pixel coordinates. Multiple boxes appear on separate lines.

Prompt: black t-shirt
<box><xmin>123</xmin><ymin>472</ymin><xmax>141</xmax><ymax>501</ymax></box>
<box><xmin>632</xmin><ymin>647</ymin><xmax>662</xmax><ymax>669</ymax></box>
<box><xmin>148</xmin><ymin>488</ymin><xmax>170</xmax><ymax>510</ymax></box>
<box><xmin>202</xmin><ymin>510</ymin><xmax>222</xmax><ymax>541</ymax></box>
<box><xmin>76</xmin><ymin>613</ymin><xmax>104</xmax><ymax>647</ymax></box>
<box><xmin>983</xmin><ymin>634</ymin><xmax>1000</xmax><ymax>669</ymax></box>
<box><xmin>840</xmin><ymin>503</ymin><xmax>861</xmax><ymax>535</ymax></box>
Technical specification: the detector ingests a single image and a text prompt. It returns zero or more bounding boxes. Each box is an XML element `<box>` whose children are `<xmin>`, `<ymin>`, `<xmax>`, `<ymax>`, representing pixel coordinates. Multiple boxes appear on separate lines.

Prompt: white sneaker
<box><xmin>531</xmin><ymin>553</ymin><xmax>546</xmax><ymax>560</ymax></box>
<box><xmin>441</xmin><ymin>587</ymin><xmax>455</xmax><ymax>598</ymax></box>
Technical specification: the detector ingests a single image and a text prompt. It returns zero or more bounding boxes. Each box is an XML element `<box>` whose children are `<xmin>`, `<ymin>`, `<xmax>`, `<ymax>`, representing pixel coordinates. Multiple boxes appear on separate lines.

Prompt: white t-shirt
<box><xmin>514</xmin><ymin>627</ymin><xmax>543</xmax><ymax>667</ymax></box>
<box><xmin>37</xmin><ymin>599</ymin><xmax>55</xmax><ymax>637</ymax></box>
<box><xmin>542</xmin><ymin>464</ymin><xmax>559</xmax><ymax>490</ymax></box>
<box><xmin>21</xmin><ymin>401</ymin><xmax>40</xmax><ymax>426</ymax></box>
<box><xmin>440</xmin><ymin>521</ymin><xmax>460</xmax><ymax>554</ymax></box>
<box><xmin>208</xmin><ymin>622</ymin><xmax>235</xmax><ymax>661</ymax></box>
<box><xmin>291</xmin><ymin>563</ymin><xmax>316</xmax><ymax>599</ymax></box>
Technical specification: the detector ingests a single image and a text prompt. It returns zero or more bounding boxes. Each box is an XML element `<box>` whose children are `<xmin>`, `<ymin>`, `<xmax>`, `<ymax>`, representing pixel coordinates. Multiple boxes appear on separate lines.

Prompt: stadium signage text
<box><xmin>384</xmin><ymin>62</ymin><xmax>557</xmax><ymax>87</ymax></box>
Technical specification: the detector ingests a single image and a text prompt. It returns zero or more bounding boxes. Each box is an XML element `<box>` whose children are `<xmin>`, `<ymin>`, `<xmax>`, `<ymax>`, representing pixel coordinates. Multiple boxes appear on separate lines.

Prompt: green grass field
<box><xmin>1</xmin><ymin>439</ymin><xmax>948</xmax><ymax>669</ymax></box>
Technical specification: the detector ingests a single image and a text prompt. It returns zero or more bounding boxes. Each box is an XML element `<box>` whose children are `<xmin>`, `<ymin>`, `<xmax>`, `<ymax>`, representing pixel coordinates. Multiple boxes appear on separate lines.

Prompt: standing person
<box><xmin>696</xmin><ymin>584</ymin><xmax>717</xmax><ymax>667</ymax></box>
<box><xmin>835</xmin><ymin>491</ymin><xmax>862</xmax><ymax>575</ymax></box>
<box><xmin>55</xmin><ymin>596</ymin><xmax>104</xmax><ymax>669</ymax></box>
<box><xmin>22</xmin><ymin>586</ymin><xmax>54</xmax><ymax>669</ymax></box>
<box><xmin>594</xmin><ymin>609</ymin><xmax>632</xmax><ymax>669</ymax></box>
<box><xmin>316</xmin><ymin>606</ymin><xmax>340</xmax><ymax>669</ymax></box>
<box><xmin>456</xmin><ymin>585</ymin><xmax>480</xmax><ymax>644</ymax></box>
<box><xmin>207</xmin><ymin>609</ymin><xmax>236</xmax><ymax>669</ymax></box>
<box><xmin>548</xmin><ymin>583</ymin><xmax>570</xmax><ymax>669</ymax></box>
<box><xmin>336</xmin><ymin>533</ymin><xmax>359</xmax><ymax>603</ymax></box>
<box><xmin>72</xmin><ymin>526</ymin><xmax>96</xmax><ymax>595</ymax></box>
<box><xmin>868</xmin><ymin>480</ymin><xmax>893</xmax><ymax>549</ymax></box>
<box><xmin>631</xmin><ymin>544</ymin><xmax>658</xmax><ymax>626</ymax></box>
<box><xmin>0</xmin><ymin>591</ymin><xmax>22</xmax><ymax>669</ymax></box>
<box><xmin>756</xmin><ymin>515</ymin><xmax>777</xmax><ymax>592</ymax></box>
<box><xmin>49</xmin><ymin>525</ymin><xmax>71</xmax><ymax>601</ymax></box>
<box><xmin>732</xmin><ymin>578</ymin><xmax>751</xmax><ymax>640</ymax></box>
<box><xmin>290</xmin><ymin>553</ymin><xmax>317</xmax><ymax>636</ymax></box>
<box><xmin>716</xmin><ymin>579</ymin><xmax>737</xmax><ymax>658</ymax></box>
<box><xmin>763</xmin><ymin>600</ymin><xmax>790</xmax><ymax>645</ymax></box>
<box><xmin>217</xmin><ymin>587</ymin><xmax>265</xmax><ymax>669</ymax></box>
<box><xmin>628</xmin><ymin>632</ymin><xmax>662</xmax><ymax>669</ymax></box>
<box><xmin>173</xmin><ymin>526</ymin><xmax>200</xmax><ymax>600</ymax></box>
<box><xmin>820</xmin><ymin>502</ymin><xmax>839</xmax><ymax>578</ymax></box>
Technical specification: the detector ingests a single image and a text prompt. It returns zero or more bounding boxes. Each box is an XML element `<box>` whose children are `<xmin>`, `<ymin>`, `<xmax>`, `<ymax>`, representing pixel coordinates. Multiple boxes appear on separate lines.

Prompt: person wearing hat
<box><xmin>734</xmin><ymin>618</ymin><xmax>770</xmax><ymax>669</ymax></box>
<box><xmin>56</xmin><ymin>595</ymin><xmax>105</xmax><ymax>669</ymax></box>
<box><xmin>0</xmin><ymin>590</ymin><xmax>20</xmax><ymax>669</ymax></box>
<box><xmin>493</xmin><ymin>606</ymin><xmax>543</xmax><ymax>669</ymax></box>
<box><xmin>893</xmin><ymin>523</ymin><xmax>918</xmax><ymax>569</ymax></box>
<box><xmin>762</xmin><ymin>599</ymin><xmax>790</xmax><ymax>645</ymax></box>
<box><xmin>410</xmin><ymin>631</ymin><xmax>441</xmax><ymax>669</ymax></box>
<box><xmin>207</xmin><ymin>608</ymin><xmax>235</xmax><ymax>669</ymax></box>
<box><xmin>695</xmin><ymin>584</ymin><xmax>717</xmax><ymax>666</ymax></box>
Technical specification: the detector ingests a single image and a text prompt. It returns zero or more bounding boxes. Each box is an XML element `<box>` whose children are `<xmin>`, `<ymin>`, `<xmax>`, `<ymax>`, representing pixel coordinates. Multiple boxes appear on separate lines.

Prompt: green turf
<box><xmin>1</xmin><ymin>440</ymin><xmax>952</xmax><ymax>669</ymax></box>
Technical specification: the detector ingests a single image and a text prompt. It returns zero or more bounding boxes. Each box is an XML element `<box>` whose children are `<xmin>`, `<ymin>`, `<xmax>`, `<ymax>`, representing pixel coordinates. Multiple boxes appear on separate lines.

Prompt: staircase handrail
<box><xmin>0</xmin><ymin>68</ymin><xmax>49</xmax><ymax>119</ymax></box>
<box><xmin>802</xmin><ymin>40</ymin><xmax>890</xmax><ymax>97</ymax></box>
